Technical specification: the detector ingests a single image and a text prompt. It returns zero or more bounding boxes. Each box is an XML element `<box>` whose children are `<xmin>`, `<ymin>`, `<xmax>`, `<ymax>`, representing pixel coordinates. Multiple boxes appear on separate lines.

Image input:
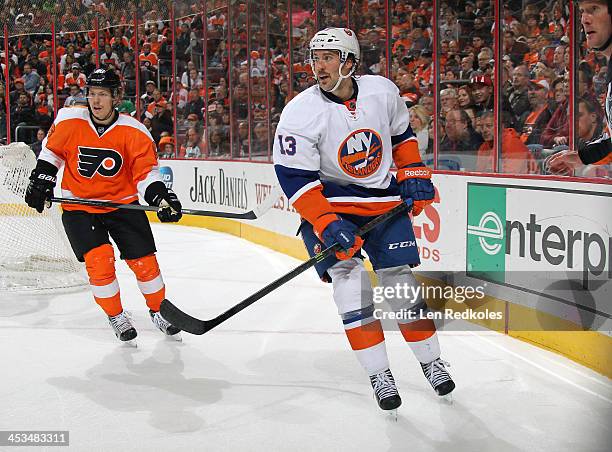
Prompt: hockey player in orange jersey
<box><xmin>25</xmin><ymin>68</ymin><xmax>183</xmax><ymax>344</ymax></box>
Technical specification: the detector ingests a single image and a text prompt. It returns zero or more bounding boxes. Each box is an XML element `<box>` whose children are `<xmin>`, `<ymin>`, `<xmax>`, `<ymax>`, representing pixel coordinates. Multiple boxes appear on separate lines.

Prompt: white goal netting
<box><xmin>0</xmin><ymin>142</ymin><xmax>88</xmax><ymax>292</ymax></box>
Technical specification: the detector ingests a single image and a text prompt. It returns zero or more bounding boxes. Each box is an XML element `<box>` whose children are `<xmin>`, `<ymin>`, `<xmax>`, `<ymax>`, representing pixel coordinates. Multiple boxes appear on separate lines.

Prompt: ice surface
<box><xmin>0</xmin><ymin>224</ymin><xmax>610</xmax><ymax>452</ymax></box>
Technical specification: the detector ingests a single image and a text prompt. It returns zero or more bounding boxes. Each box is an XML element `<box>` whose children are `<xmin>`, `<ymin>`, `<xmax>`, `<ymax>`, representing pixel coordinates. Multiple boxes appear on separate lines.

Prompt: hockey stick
<box><xmin>160</xmin><ymin>201</ymin><xmax>409</xmax><ymax>335</ymax></box>
<box><xmin>50</xmin><ymin>185</ymin><xmax>282</xmax><ymax>220</ymax></box>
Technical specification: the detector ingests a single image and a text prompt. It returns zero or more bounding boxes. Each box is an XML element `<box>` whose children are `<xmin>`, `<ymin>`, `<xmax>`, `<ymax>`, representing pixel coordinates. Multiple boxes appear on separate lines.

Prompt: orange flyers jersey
<box><xmin>139</xmin><ymin>52</ymin><xmax>159</xmax><ymax>67</ymax></box>
<box><xmin>38</xmin><ymin>106</ymin><xmax>163</xmax><ymax>213</ymax></box>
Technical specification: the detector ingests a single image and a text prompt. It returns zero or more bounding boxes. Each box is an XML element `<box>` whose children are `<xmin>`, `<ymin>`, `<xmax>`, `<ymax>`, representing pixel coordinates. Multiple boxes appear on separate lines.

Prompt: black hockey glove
<box><xmin>25</xmin><ymin>160</ymin><xmax>58</xmax><ymax>213</ymax></box>
<box><xmin>145</xmin><ymin>181</ymin><xmax>183</xmax><ymax>223</ymax></box>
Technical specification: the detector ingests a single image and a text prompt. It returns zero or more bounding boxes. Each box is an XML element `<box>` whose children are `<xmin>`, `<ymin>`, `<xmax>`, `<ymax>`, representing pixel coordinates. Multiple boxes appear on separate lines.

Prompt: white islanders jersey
<box><xmin>273</xmin><ymin>75</ymin><xmax>416</xmax><ymax>217</ymax></box>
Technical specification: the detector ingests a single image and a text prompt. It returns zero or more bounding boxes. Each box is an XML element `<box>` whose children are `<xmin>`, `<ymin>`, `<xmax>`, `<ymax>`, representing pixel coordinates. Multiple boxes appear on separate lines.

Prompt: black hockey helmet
<box><xmin>86</xmin><ymin>68</ymin><xmax>121</xmax><ymax>97</ymax></box>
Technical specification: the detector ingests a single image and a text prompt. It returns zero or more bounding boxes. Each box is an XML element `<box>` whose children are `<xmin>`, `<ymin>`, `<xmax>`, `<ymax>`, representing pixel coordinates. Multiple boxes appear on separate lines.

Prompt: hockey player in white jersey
<box><xmin>273</xmin><ymin>28</ymin><xmax>455</xmax><ymax>412</ymax></box>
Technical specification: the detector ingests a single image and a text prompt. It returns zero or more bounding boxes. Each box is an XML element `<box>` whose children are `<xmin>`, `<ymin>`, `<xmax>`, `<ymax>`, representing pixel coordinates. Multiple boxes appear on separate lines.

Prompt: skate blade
<box><xmin>385</xmin><ymin>409</ymin><xmax>399</xmax><ymax>422</ymax></box>
<box><xmin>166</xmin><ymin>332</ymin><xmax>182</xmax><ymax>342</ymax></box>
<box><xmin>121</xmin><ymin>339</ymin><xmax>138</xmax><ymax>348</ymax></box>
<box><xmin>440</xmin><ymin>392</ymin><xmax>453</xmax><ymax>405</ymax></box>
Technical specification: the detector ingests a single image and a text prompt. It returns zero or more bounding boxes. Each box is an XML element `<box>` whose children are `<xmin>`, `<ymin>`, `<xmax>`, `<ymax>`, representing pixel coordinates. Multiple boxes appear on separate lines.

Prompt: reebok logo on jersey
<box><xmin>338</xmin><ymin>129</ymin><xmax>383</xmax><ymax>178</ymax></box>
<box><xmin>77</xmin><ymin>146</ymin><xmax>123</xmax><ymax>178</ymax></box>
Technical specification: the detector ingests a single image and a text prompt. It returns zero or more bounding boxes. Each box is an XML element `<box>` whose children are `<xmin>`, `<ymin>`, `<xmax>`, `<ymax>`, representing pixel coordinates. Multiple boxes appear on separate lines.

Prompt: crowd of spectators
<box><xmin>0</xmin><ymin>0</ymin><xmax>608</xmax><ymax>178</ymax></box>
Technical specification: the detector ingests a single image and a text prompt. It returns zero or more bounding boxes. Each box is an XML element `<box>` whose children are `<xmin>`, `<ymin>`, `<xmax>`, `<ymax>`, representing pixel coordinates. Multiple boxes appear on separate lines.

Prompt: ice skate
<box><xmin>150</xmin><ymin>307</ymin><xmax>182</xmax><ymax>341</ymax></box>
<box><xmin>108</xmin><ymin>311</ymin><xmax>137</xmax><ymax>347</ymax></box>
<box><xmin>421</xmin><ymin>358</ymin><xmax>455</xmax><ymax>401</ymax></box>
<box><xmin>370</xmin><ymin>369</ymin><xmax>402</xmax><ymax>419</ymax></box>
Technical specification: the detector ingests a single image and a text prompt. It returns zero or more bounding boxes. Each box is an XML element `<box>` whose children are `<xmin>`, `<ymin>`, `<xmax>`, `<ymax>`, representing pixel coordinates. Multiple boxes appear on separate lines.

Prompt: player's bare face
<box><xmin>88</xmin><ymin>87</ymin><xmax>114</xmax><ymax>123</ymax></box>
<box><xmin>580</xmin><ymin>2</ymin><xmax>612</xmax><ymax>50</ymax></box>
<box><xmin>313</xmin><ymin>50</ymin><xmax>352</xmax><ymax>91</ymax></box>
<box><xmin>312</xmin><ymin>50</ymin><xmax>341</xmax><ymax>90</ymax></box>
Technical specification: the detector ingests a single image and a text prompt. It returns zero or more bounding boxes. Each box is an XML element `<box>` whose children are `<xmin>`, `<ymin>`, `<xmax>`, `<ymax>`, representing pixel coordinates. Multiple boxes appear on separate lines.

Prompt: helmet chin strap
<box><xmin>320</xmin><ymin>61</ymin><xmax>354</xmax><ymax>93</ymax></box>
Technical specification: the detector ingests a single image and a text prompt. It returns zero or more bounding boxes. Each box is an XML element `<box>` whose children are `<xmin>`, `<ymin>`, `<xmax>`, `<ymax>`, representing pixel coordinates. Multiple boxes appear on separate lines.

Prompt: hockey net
<box><xmin>0</xmin><ymin>143</ymin><xmax>87</xmax><ymax>292</ymax></box>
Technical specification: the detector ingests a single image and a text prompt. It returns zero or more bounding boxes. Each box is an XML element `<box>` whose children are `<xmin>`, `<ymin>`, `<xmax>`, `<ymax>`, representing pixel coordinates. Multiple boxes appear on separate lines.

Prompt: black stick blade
<box><xmin>160</xmin><ymin>299</ymin><xmax>207</xmax><ymax>335</ymax></box>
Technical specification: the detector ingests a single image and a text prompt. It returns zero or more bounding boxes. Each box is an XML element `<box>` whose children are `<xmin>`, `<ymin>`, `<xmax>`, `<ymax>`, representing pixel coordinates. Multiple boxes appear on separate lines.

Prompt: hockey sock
<box><xmin>125</xmin><ymin>254</ymin><xmax>165</xmax><ymax>311</ymax></box>
<box><xmin>399</xmin><ymin>316</ymin><xmax>441</xmax><ymax>364</ymax></box>
<box><xmin>342</xmin><ymin>305</ymin><xmax>390</xmax><ymax>376</ymax></box>
<box><xmin>84</xmin><ymin>244</ymin><xmax>122</xmax><ymax>317</ymax></box>
<box><xmin>376</xmin><ymin>264</ymin><xmax>441</xmax><ymax>364</ymax></box>
<box><xmin>328</xmin><ymin>258</ymin><xmax>390</xmax><ymax>376</ymax></box>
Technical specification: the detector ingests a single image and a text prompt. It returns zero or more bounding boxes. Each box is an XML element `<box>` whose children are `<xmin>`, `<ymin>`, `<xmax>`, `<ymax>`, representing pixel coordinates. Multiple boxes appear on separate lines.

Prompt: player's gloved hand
<box><xmin>397</xmin><ymin>163</ymin><xmax>435</xmax><ymax>217</ymax></box>
<box><xmin>25</xmin><ymin>168</ymin><xmax>57</xmax><ymax>213</ymax></box>
<box><xmin>156</xmin><ymin>190</ymin><xmax>182</xmax><ymax>223</ymax></box>
<box><xmin>145</xmin><ymin>181</ymin><xmax>183</xmax><ymax>223</ymax></box>
<box><xmin>318</xmin><ymin>217</ymin><xmax>364</xmax><ymax>260</ymax></box>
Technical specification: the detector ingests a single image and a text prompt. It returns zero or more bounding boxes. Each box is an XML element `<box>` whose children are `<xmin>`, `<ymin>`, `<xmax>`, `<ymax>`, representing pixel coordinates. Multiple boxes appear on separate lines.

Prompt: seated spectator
<box><xmin>508</xmin><ymin>65</ymin><xmax>531</xmax><ymax>124</ymax></box>
<box><xmin>470</xmin><ymin>72</ymin><xmax>494</xmax><ymax>113</ymax></box>
<box><xmin>145</xmin><ymin>89</ymin><xmax>167</xmax><ymax>117</ymax></box>
<box><xmin>30</xmin><ymin>128</ymin><xmax>46</xmax><ymax>157</ymax></box>
<box><xmin>28</xmin><ymin>53</ymin><xmax>46</xmax><ymax>79</ymax></box>
<box><xmin>173</xmin><ymin>80</ymin><xmax>189</xmax><ymax>112</ymax></box>
<box><xmin>140</xmin><ymin>80</ymin><xmax>156</xmax><ymax>115</ymax></box>
<box><xmin>409</xmin><ymin>104</ymin><xmax>430</xmax><ymax>157</ymax></box>
<box><xmin>457</xmin><ymin>85</ymin><xmax>476</xmax><ymax>110</ymax></box>
<box><xmin>235</xmin><ymin>120</ymin><xmax>249</xmax><ymax>157</ymax></box>
<box><xmin>440</xmin><ymin>87</ymin><xmax>458</xmax><ymax>117</ymax></box>
<box><xmin>119</xmin><ymin>52</ymin><xmax>137</xmax><ymax>96</ymax></box>
<box><xmin>540</xmin><ymin>78</ymin><xmax>569</xmax><ymax>147</ymax></box>
<box><xmin>100</xmin><ymin>43</ymin><xmax>120</xmax><ymax>69</ymax></box>
<box><xmin>208</xmin><ymin>127</ymin><xmax>230</xmax><ymax>158</ymax></box>
<box><xmin>64</xmin><ymin>83</ymin><xmax>86</xmax><ymax>107</ymax></box>
<box><xmin>185</xmin><ymin>67</ymin><xmax>203</xmax><ymax>90</ymax></box>
<box><xmin>576</xmin><ymin>97</ymin><xmax>610</xmax><ymax>178</ymax></box>
<box><xmin>180</xmin><ymin>61</ymin><xmax>199</xmax><ymax>88</ymax></box>
<box><xmin>184</xmin><ymin>88</ymin><xmax>204</xmax><ymax>120</ymax></box>
<box><xmin>22</xmin><ymin>63</ymin><xmax>40</xmax><ymax>96</ymax></box>
<box><xmin>476</xmin><ymin>110</ymin><xmax>538</xmax><ymax>174</ymax></box>
<box><xmin>418</xmin><ymin>94</ymin><xmax>434</xmax><ymax>116</ymax></box>
<box><xmin>157</xmin><ymin>136</ymin><xmax>175</xmax><ymax>159</ymax></box>
<box><xmin>180</xmin><ymin>127</ymin><xmax>205</xmax><ymax>159</ymax></box>
<box><xmin>184</xmin><ymin>113</ymin><xmax>201</xmax><ymax>132</ymax></box>
<box><xmin>10</xmin><ymin>78</ymin><xmax>28</xmax><ymax>104</ymax></box>
<box><xmin>139</xmin><ymin>42</ymin><xmax>159</xmax><ymax>84</ymax></box>
<box><xmin>59</xmin><ymin>43</ymin><xmax>81</xmax><ymax>74</ymax></box>
<box><xmin>440</xmin><ymin>108</ymin><xmax>484</xmax><ymax>160</ymax></box>
<box><xmin>504</xmin><ymin>30</ymin><xmax>529</xmax><ymax>66</ymax></box>
<box><xmin>518</xmin><ymin>79</ymin><xmax>553</xmax><ymax>145</ymax></box>
<box><xmin>577</xmin><ymin>98</ymin><xmax>605</xmax><ymax>152</ymax></box>
<box><xmin>251</xmin><ymin>122</ymin><xmax>270</xmax><ymax>157</ymax></box>
<box><xmin>64</xmin><ymin>63</ymin><xmax>87</xmax><ymax>91</ymax></box>
<box><xmin>477</xmin><ymin>48</ymin><xmax>494</xmax><ymax>74</ymax></box>
<box><xmin>150</xmin><ymin>101</ymin><xmax>173</xmax><ymax>143</ymax></box>
<box><xmin>11</xmin><ymin>92</ymin><xmax>36</xmax><ymax>141</ymax></box>
<box><xmin>551</xmin><ymin>44</ymin><xmax>567</xmax><ymax>77</ymax></box>
<box><xmin>458</xmin><ymin>56</ymin><xmax>474</xmax><ymax>81</ymax></box>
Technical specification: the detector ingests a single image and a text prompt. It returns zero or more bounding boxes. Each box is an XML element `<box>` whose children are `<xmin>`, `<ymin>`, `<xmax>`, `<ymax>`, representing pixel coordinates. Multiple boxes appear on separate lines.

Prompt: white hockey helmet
<box><xmin>309</xmin><ymin>28</ymin><xmax>360</xmax><ymax>92</ymax></box>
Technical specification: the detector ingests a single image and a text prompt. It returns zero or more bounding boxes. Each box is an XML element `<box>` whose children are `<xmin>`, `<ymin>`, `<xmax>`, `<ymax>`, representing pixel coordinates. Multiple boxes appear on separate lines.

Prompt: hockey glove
<box><xmin>318</xmin><ymin>217</ymin><xmax>364</xmax><ymax>261</ymax></box>
<box><xmin>145</xmin><ymin>181</ymin><xmax>183</xmax><ymax>223</ymax></box>
<box><xmin>25</xmin><ymin>160</ymin><xmax>58</xmax><ymax>213</ymax></box>
<box><xmin>396</xmin><ymin>163</ymin><xmax>435</xmax><ymax>217</ymax></box>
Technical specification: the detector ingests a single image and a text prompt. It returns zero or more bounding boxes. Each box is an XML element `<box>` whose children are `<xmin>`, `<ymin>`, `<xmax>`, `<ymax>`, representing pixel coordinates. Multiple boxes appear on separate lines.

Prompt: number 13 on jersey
<box><xmin>277</xmin><ymin>135</ymin><xmax>297</xmax><ymax>155</ymax></box>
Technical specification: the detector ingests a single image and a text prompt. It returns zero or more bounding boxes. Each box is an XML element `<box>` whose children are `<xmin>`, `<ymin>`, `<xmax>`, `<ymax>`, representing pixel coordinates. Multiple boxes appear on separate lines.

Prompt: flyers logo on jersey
<box><xmin>77</xmin><ymin>146</ymin><xmax>123</xmax><ymax>178</ymax></box>
<box><xmin>337</xmin><ymin>129</ymin><xmax>383</xmax><ymax>178</ymax></box>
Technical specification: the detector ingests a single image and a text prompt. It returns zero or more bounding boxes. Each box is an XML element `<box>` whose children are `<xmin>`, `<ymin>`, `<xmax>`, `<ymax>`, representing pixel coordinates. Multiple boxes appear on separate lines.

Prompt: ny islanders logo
<box><xmin>77</xmin><ymin>147</ymin><xmax>123</xmax><ymax>178</ymax></box>
<box><xmin>338</xmin><ymin>129</ymin><xmax>383</xmax><ymax>178</ymax></box>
